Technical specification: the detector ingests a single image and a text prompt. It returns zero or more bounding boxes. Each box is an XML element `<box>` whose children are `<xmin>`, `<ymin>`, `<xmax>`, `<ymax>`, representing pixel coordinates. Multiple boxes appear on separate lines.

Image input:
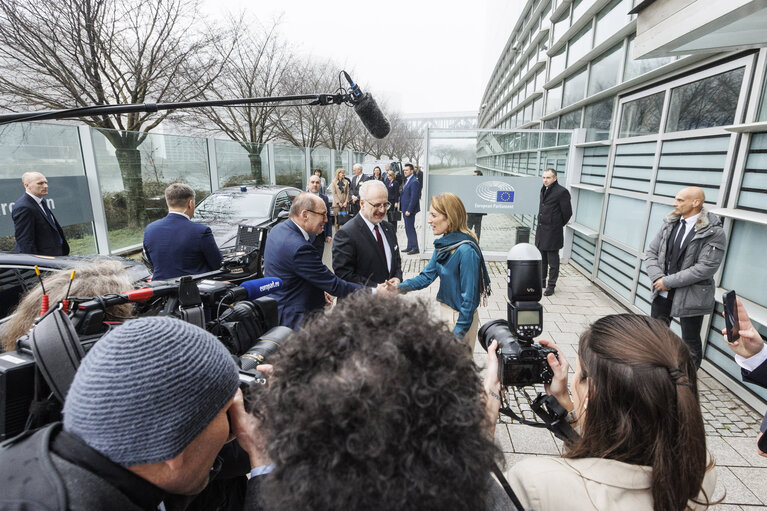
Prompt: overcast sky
<box><xmin>201</xmin><ymin>0</ymin><xmax>522</xmax><ymax>115</ymax></box>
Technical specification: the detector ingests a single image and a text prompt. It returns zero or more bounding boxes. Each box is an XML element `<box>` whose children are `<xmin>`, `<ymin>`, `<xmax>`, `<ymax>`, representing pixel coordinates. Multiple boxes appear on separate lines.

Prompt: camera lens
<box><xmin>240</xmin><ymin>326</ymin><xmax>293</xmax><ymax>372</ymax></box>
<box><xmin>478</xmin><ymin>319</ymin><xmax>514</xmax><ymax>351</ymax></box>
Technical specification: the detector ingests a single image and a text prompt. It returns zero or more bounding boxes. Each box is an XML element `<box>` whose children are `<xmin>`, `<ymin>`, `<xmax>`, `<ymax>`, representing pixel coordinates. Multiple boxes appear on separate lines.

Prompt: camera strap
<box><xmin>497</xmin><ymin>392</ymin><xmax>580</xmax><ymax>443</ymax></box>
<box><xmin>491</xmin><ymin>463</ymin><xmax>525</xmax><ymax>510</ymax></box>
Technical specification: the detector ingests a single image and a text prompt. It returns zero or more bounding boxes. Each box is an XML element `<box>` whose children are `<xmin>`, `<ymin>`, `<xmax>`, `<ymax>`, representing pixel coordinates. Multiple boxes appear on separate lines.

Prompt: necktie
<box><xmin>374</xmin><ymin>224</ymin><xmax>386</xmax><ymax>258</ymax></box>
<box><xmin>41</xmin><ymin>200</ymin><xmax>64</xmax><ymax>244</ymax></box>
<box><xmin>669</xmin><ymin>219</ymin><xmax>686</xmax><ymax>273</ymax></box>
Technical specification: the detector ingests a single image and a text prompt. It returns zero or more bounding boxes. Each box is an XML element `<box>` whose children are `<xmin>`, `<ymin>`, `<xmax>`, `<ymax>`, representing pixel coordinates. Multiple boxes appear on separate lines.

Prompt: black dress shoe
<box><xmin>544</xmin><ymin>287</ymin><xmax>555</xmax><ymax>296</ymax></box>
<box><xmin>407</xmin><ymin>249</ymin><xmax>420</xmax><ymax>255</ymax></box>
<box><xmin>401</xmin><ymin>248</ymin><xmax>411</xmax><ymax>252</ymax></box>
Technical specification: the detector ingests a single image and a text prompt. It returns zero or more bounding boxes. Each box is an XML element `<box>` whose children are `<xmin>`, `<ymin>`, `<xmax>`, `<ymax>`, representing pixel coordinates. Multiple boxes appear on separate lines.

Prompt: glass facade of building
<box><xmin>479</xmin><ymin>0</ymin><xmax>767</xmax><ymax>408</ymax></box>
<box><xmin>0</xmin><ymin>125</ymin><xmax>365</xmax><ymax>256</ymax></box>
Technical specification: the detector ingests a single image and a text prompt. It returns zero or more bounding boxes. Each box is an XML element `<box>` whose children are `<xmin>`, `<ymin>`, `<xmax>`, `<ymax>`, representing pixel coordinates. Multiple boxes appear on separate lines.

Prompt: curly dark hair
<box><xmin>255</xmin><ymin>292</ymin><xmax>501</xmax><ymax>511</ymax></box>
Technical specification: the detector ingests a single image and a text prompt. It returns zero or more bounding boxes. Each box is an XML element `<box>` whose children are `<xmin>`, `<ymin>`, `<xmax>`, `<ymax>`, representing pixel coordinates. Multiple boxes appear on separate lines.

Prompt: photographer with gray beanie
<box><xmin>0</xmin><ymin>316</ymin><xmax>264</xmax><ymax>511</ymax></box>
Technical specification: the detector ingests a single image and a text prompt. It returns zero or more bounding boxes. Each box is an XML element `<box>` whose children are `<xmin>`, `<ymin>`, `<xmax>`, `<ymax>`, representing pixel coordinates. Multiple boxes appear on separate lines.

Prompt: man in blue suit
<box><xmin>307</xmin><ymin>174</ymin><xmax>332</xmax><ymax>258</ymax></box>
<box><xmin>264</xmin><ymin>192</ymin><xmax>369</xmax><ymax>330</ymax></box>
<box><xmin>143</xmin><ymin>183</ymin><xmax>222</xmax><ymax>281</ymax></box>
<box><xmin>12</xmin><ymin>171</ymin><xmax>69</xmax><ymax>256</ymax></box>
<box><xmin>400</xmin><ymin>163</ymin><xmax>422</xmax><ymax>255</ymax></box>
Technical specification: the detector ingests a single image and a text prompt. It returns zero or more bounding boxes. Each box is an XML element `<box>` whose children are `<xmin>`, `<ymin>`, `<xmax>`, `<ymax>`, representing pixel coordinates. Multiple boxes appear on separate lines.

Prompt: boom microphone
<box><xmin>343</xmin><ymin>71</ymin><xmax>391</xmax><ymax>139</ymax></box>
<box><xmin>222</xmin><ymin>277</ymin><xmax>283</xmax><ymax>302</ymax></box>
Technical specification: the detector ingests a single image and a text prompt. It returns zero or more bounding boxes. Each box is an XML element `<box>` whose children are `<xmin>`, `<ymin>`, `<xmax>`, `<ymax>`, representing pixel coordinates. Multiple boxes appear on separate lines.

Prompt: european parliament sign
<box><xmin>0</xmin><ymin>176</ymin><xmax>94</xmax><ymax>237</ymax></box>
<box><xmin>428</xmin><ymin>175</ymin><xmax>540</xmax><ymax>215</ymax></box>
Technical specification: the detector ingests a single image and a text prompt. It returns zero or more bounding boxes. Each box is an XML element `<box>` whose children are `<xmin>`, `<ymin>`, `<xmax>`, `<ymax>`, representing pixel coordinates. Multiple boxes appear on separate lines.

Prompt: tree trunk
<box><xmin>115</xmin><ymin>148</ymin><xmax>147</xmax><ymax>229</ymax></box>
<box><xmin>248</xmin><ymin>150</ymin><xmax>264</xmax><ymax>184</ymax></box>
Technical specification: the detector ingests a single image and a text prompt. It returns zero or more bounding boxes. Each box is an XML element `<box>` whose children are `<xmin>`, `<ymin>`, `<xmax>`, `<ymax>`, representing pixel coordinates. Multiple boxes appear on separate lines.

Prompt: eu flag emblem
<box><xmin>496</xmin><ymin>190</ymin><xmax>515</xmax><ymax>202</ymax></box>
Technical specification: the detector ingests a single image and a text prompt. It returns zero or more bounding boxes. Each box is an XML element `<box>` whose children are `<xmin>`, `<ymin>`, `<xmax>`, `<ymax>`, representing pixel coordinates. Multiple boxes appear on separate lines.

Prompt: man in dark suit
<box><xmin>535</xmin><ymin>168</ymin><xmax>572</xmax><ymax>296</ymax></box>
<box><xmin>143</xmin><ymin>183</ymin><xmax>223</xmax><ymax>281</ymax></box>
<box><xmin>348</xmin><ymin>163</ymin><xmax>370</xmax><ymax>216</ymax></box>
<box><xmin>400</xmin><ymin>163</ymin><xmax>422</xmax><ymax>255</ymax></box>
<box><xmin>724</xmin><ymin>298</ymin><xmax>767</xmax><ymax>457</ymax></box>
<box><xmin>308</xmin><ymin>174</ymin><xmax>332</xmax><ymax>257</ymax></box>
<box><xmin>12</xmin><ymin>171</ymin><xmax>69</xmax><ymax>256</ymax></box>
<box><xmin>264</xmin><ymin>192</ymin><xmax>370</xmax><ymax>330</ymax></box>
<box><xmin>333</xmin><ymin>180</ymin><xmax>402</xmax><ymax>286</ymax></box>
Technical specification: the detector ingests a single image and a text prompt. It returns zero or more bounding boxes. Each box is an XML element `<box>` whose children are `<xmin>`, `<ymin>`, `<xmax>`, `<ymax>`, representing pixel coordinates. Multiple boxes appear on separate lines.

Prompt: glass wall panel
<box><xmin>310</xmin><ymin>148</ymin><xmax>332</xmax><ymax>188</ymax></box>
<box><xmin>575</xmin><ymin>189</ymin><xmax>603</xmax><ymax>230</ymax></box>
<box><xmin>665</xmin><ymin>67</ymin><xmax>745</xmax><ymax>132</ymax></box>
<box><xmin>274</xmin><ymin>145</ymin><xmax>306</xmax><ymax>189</ymax></box>
<box><xmin>721</xmin><ymin>221</ymin><xmax>767</xmax><ymax>305</ymax></box>
<box><xmin>594</xmin><ymin>0</ymin><xmax>630</xmax><ymax>47</ymax></box>
<box><xmin>603</xmin><ymin>194</ymin><xmax>645</xmax><ymax>249</ymax></box>
<box><xmin>92</xmin><ymin>129</ymin><xmax>210</xmax><ymax>252</ymax></box>
<box><xmin>0</xmin><ymin>123</ymin><xmax>96</xmax><ymax>254</ymax></box>
<box><xmin>588</xmin><ymin>44</ymin><xmax>622</xmax><ymax>96</ymax></box>
<box><xmin>623</xmin><ymin>36</ymin><xmax>674</xmax><ymax>81</ymax></box>
<box><xmin>563</xmin><ymin>67</ymin><xmax>587</xmax><ymax>107</ymax></box>
<box><xmin>644</xmin><ymin>202</ymin><xmax>673</xmax><ymax>251</ymax></box>
<box><xmin>571</xmin><ymin>232</ymin><xmax>597</xmax><ymax>272</ymax></box>
<box><xmin>567</xmin><ymin>25</ymin><xmax>593</xmax><ymax>66</ymax></box>
<box><xmin>618</xmin><ymin>91</ymin><xmax>665</xmax><ymax>138</ymax></box>
<box><xmin>559</xmin><ymin>109</ymin><xmax>581</xmax><ymax>129</ymax></box>
<box><xmin>760</xmin><ymin>71</ymin><xmax>767</xmax><ymax>122</ymax></box>
<box><xmin>634</xmin><ymin>266</ymin><xmax>654</xmax><ymax>314</ymax></box>
<box><xmin>571</xmin><ymin>0</ymin><xmax>593</xmax><ymax>23</ymax></box>
<box><xmin>583</xmin><ymin>96</ymin><xmax>615</xmax><ymax>141</ymax></box>
<box><xmin>611</xmin><ymin>141</ymin><xmax>655</xmax><ymax>193</ymax></box>
<box><xmin>581</xmin><ymin>146</ymin><xmax>609</xmax><ymax>186</ymax></box>
<box><xmin>549</xmin><ymin>46</ymin><xmax>567</xmax><ymax>78</ymax></box>
<box><xmin>215</xmin><ymin>140</ymin><xmax>268</xmax><ymax>187</ymax></box>
<box><xmin>739</xmin><ymin>133</ymin><xmax>767</xmax><ymax>213</ymax></box>
<box><xmin>546</xmin><ymin>83</ymin><xmax>563</xmax><ymax>115</ymax></box>
<box><xmin>654</xmin><ymin>136</ymin><xmax>728</xmax><ymax>203</ymax></box>
<box><xmin>552</xmin><ymin>8</ymin><xmax>570</xmax><ymax>43</ymax></box>
<box><xmin>597</xmin><ymin>241</ymin><xmax>636</xmax><ymax>300</ymax></box>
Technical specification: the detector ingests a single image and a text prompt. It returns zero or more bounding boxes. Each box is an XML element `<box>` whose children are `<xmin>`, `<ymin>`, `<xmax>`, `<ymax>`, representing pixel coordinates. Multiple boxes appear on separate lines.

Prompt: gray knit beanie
<box><xmin>63</xmin><ymin>316</ymin><xmax>239</xmax><ymax>466</ymax></box>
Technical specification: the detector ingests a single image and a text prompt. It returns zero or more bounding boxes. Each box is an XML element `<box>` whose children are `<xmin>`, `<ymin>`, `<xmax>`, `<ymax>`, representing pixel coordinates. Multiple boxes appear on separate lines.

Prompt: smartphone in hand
<box><xmin>723</xmin><ymin>290</ymin><xmax>740</xmax><ymax>344</ymax></box>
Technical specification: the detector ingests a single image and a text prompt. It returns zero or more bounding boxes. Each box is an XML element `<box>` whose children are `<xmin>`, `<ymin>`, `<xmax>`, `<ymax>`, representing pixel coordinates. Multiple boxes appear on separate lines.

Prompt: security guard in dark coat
<box><xmin>535</xmin><ymin>168</ymin><xmax>572</xmax><ymax>296</ymax></box>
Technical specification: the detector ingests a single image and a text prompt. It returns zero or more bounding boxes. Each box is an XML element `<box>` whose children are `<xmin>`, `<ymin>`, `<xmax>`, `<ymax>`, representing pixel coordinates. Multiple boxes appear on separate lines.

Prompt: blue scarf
<box><xmin>434</xmin><ymin>231</ymin><xmax>491</xmax><ymax>301</ymax></box>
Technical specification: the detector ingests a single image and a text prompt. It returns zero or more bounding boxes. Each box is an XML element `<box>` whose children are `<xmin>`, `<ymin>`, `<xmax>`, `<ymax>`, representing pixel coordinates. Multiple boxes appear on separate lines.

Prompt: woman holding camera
<box><xmin>488</xmin><ymin>314</ymin><xmax>716</xmax><ymax>510</ymax></box>
<box><xmin>390</xmin><ymin>193</ymin><xmax>490</xmax><ymax>351</ymax></box>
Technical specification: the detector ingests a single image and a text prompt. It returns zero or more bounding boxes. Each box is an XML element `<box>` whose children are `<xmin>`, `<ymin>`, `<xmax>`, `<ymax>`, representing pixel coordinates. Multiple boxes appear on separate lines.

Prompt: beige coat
<box><xmin>331</xmin><ymin>178</ymin><xmax>351</xmax><ymax>216</ymax></box>
<box><xmin>506</xmin><ymin>456</ymin><xmax>717</xmax><ymax>510</ymax></box>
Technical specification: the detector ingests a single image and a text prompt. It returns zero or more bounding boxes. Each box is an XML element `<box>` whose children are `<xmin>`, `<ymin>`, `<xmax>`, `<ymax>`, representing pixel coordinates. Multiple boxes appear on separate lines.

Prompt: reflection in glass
<box><xmin>549</xmin><ymin>46</ymin><xmax>567</xmax><ymax>79</ymax></box>
<box><xmin>721</xmin><ymin>221</ymin><xmax>767</xmax><ymax>305</ymax></box>
<box><xmin>623</xmin><ymin>36</ymin><xmax>674</xmax><ymax>81</ymax></box>
<box><xmin>0</xmin><ymin>123</ymin><xmax>84</xmax><ymax>178</ymax></box>
<box><xmin>559</xmin><ymin>109</ymin><xmax>581</xmax><ymax>129</ymax></box>
<box><xmin>760</xmin><ymin>71</ymin><xmax>767</xmax><ymax>122</ymax></box>
<box><xmin>310</xmin><ymin>148</ymin><xmax>331</xmax><ymax>181</ymax></box>
<box><xmin>546</xmin><ymin>83</ymin><xmax>563</xmax><ymax>115</ymax></box>
<box><xmin>587</xmin><ymin>44</ymin><xmax>622</xmax><ymax>96</ymax></box>
<box><xmin>567</xmin><ymin>25</ymin><xmax>593</xmax><ymax>67</ymax></box>
<box><xmin>274</xmin><ymin>145</ymin><xmax>306</xmax><ymax>189</ymax></box>
<box><xmin>665</xmin><ymin>67</ymin><xmax>745</xmax><ymax>132</ymax></box>
<box><xmin>603</xmin><ymin>194</ymin><xmax>645</xmax><ymax>249</ymax></box>
<box><xmin>594</xmin><ymin>0</ymin><xmax>630</xmax><ymax>47</ymax></box>
<box><xmin>216</xmin><ymin>139</ymin><xmax>268</xmax><ymax>187</ymax></box>
<box><xmin>552</xmin><ymin>8</ymin><xmax>570</xmax><ymax>43</ymax></box>
<box><xmin>575</xmin><ymin>189</ymin><xmax>603</xmax><ymax>231</ymax></box>
<box><xmin>563</xmin><ymin>67</ymin><xmax>587</xmax><ymax>107</ymax></box>
<box><xmin>618</xmin><ymin>91</ymin><xmax>665</xmax><ymax>138</ymax></box>
<box><xmin>584</xmin><ymin>96</ymin><xmax>615</xmax><ymax>141</ymax></box>
<box><xmin>644</xmin><ymin>202</ymin><xmax>673</xmax><ymax>251</ymax></box>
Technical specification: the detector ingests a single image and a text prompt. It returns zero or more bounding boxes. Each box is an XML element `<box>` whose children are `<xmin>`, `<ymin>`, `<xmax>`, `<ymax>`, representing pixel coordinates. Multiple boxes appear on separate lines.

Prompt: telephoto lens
<box><xmin>239</xmin><ymin>326</ymin><xmax>293</xmax><ymax>373</ymax></box>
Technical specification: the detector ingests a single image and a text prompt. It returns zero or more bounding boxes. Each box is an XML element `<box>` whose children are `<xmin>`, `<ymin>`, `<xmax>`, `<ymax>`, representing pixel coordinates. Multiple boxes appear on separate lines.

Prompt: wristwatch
<box><xmin>565</xmin><ymin>409</ymin><xmax>578</xmax><ymax>424</ymax></box>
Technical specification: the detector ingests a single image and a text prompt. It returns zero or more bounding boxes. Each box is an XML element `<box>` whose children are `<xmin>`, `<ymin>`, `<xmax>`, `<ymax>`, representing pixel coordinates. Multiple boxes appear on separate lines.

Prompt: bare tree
<box><xmin>0</xmin><ymin>0</ymin><xmax>233</xmax><ymax>227</ymax></box>
<box><xmin>186</xmin><ymin>17</ymin><xmax>291</xmax><ymax>184</ymax></box>
<box><xmin>277</xmin><ymin>59</ymin><xmax>336</xmax><ymax>150</ymax></box>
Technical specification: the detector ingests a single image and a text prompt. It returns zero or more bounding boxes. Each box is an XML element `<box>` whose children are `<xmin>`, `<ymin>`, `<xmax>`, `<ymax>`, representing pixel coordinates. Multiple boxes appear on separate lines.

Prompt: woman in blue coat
<box><xmin>390</xmin><ymin>193</ymin><xmax>490</xmax><ymax>351</ymax></box>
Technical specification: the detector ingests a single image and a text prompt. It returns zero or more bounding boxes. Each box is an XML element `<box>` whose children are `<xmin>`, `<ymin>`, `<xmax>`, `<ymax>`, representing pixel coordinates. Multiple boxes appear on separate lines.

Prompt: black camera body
<box><xmin>478</xmin><ymin>243</ymin><xmax>556</xmax><ymax>387</ymax></box>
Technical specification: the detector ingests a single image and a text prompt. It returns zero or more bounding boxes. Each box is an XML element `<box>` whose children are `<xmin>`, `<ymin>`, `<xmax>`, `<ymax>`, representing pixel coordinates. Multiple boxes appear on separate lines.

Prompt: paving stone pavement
<box><xmin>391</xmin><ymin>219</ymin><xmax>767</xmax><ymax>510</ymax></box>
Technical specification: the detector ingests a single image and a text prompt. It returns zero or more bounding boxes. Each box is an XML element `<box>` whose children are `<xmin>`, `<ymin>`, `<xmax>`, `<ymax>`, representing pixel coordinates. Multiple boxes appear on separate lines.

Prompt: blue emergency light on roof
<box><xmin>240</xmin><ymin>186</ymin><xmax>247</xmax><ymax>192</ymax></box>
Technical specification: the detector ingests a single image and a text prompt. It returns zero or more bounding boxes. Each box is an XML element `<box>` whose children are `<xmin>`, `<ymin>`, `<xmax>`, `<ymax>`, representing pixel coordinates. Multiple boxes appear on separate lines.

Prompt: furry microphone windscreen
<box><xmin>354</xmin><ymin>93</ymin><xmax>391</xmax><ymax>139</ymax></box>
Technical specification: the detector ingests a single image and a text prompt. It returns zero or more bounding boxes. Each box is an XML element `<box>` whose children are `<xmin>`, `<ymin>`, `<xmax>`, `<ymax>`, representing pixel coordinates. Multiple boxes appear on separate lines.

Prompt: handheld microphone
<box><xmin>343</xmin><ymin>71</ymin><xmax>391</xmax><ymax>139</ymax></box>
<box><xmin>222</xmin><ymin>277</ymin><xmax>283</xmax><ymax>302</ymax></box>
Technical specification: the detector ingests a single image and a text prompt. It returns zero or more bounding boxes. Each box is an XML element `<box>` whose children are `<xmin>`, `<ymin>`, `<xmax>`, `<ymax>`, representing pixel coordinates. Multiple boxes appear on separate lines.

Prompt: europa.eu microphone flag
<box><xmin>496</xmin><ymin>190</ymin><xmax>515</xmax><ymax>202</ymax></box>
